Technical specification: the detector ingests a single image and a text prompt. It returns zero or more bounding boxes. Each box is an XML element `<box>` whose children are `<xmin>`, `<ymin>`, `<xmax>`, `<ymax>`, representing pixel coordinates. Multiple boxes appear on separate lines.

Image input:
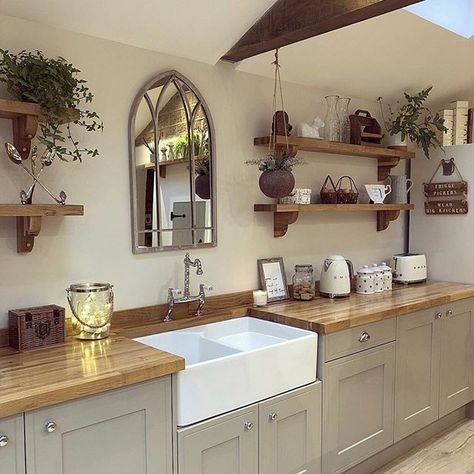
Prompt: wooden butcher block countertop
<box><xmin>252</xmin><ymin>281</ymin><xmax>474</xmax><ymax>334</ymax></box>
<box><xmin>0</xmin><ymin>334</ymin><xmax>184</xmax><ymax>418</ymax></box>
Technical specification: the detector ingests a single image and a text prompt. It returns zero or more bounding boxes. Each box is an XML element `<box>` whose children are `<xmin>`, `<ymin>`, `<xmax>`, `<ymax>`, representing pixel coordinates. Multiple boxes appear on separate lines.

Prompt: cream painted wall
<box><xmin>0</xmin><ymin>14</ymin><xmax>405</xmax><ymax>328</ymax></box>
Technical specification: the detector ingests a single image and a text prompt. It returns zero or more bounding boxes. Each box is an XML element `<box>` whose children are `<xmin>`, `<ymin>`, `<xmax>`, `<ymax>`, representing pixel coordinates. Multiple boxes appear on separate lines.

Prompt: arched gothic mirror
<box><xmin>129</xmin><ymin>71</ymin><xmax>216</xmax><ymax>253</ymax></box>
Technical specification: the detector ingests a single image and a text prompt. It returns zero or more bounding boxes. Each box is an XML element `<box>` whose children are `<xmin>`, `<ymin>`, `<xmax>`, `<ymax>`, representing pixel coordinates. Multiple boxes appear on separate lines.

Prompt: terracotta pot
<box><xmin>195</xmin><ymin>174</ymin><xmax>211</xmax><ymax>200</ymax></box>
<box><xmin>259</xmin><ymin>170</ymin><xmax>295</xmax><ymax>199</ymax></box>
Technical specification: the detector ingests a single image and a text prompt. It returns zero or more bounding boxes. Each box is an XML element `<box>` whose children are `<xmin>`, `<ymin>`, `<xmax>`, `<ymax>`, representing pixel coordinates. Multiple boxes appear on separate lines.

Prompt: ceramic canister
<box><xmin>379</xmin><ymin>262</ymin><xmax>393</xmax><ymax>291</ymax></box>
<box><xmin>356</xmin><ymin>265</ymin><xmax>375</xmax><ymax>295</ymax></box>
<box><xmin>371</xmin><ymin>264</ymin><xmax>384</xmax><ymax>293</ymax></box>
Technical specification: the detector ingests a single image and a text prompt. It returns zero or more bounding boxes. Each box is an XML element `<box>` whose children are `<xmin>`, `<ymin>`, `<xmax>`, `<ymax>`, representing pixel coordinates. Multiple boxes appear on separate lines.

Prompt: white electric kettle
<box><xmin>320</xmin><ymin>255</ymin><xmax>353</xmax><ymax>298</ymax></box>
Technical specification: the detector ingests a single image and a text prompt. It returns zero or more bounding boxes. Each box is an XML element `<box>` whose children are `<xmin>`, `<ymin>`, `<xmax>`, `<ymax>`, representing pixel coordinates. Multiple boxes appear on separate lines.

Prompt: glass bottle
<box><xmin>292</xmin><ymin>265</ymin><xmax>315</xmax><ymax>301</ymax></box>
<box><xmin>324</xmin><ymin>95</ymin><xmax>340</xmax><ymax>141</ymax></box>
<box><xmin>337</xmin><ymin>97</ymin><xmax>351</xmax><ymax>143</ymax></box>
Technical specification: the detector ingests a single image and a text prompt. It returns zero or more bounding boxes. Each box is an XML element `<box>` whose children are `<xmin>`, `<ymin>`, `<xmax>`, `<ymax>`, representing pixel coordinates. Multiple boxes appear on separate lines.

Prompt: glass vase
<box><xmin>324</xmin><ymin>95</ymin><xmax>340</xmax><ymax>141</ymax></box>
<box><xmin>338</xmin><ymin>97</ymin><xmax>351</xmax><ymax>143</ymax></box>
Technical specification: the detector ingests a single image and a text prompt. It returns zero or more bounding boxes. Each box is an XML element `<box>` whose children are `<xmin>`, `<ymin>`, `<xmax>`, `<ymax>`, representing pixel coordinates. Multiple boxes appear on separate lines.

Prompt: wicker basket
<box><xmin>9</xmin><ymin>305</ymin><xmax>65</xmax><ymax>352</ymax></box>
<box><xmin>336</xmin><ymin>175</ymin><xmax>359</xmax><ymax>204</ymax></box>
<box><xmin>320</xmin><ymin>175</ymin><xmax>338</xmax><ymax>204</ymax></box>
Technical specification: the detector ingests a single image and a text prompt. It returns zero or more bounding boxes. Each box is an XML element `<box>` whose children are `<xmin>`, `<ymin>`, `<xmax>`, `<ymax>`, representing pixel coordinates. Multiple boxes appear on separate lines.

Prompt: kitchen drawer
<box><xmin>324</xmin><ymin>318</ymin><xmax>396</xmax><ymax>361</ymax></box>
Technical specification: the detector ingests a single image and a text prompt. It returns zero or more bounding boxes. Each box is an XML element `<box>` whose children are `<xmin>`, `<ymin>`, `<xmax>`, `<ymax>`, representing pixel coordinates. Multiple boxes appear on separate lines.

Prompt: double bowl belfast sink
<box><xmin>135</xmin><ymin>317</ymin><xmax>318</xmax><ymax>426</ymax></box>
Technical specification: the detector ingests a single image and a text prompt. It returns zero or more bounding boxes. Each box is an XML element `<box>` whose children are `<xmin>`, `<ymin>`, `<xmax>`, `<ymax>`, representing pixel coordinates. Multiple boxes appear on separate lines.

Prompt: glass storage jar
<box><xmin>66</xmin><ymin>283</ymin><xmax>114</xmax><ymax>340</ymax></box>
<box><xmin>337</xmin><ymin>97</ymin><xmax>351</xmax><ymax>143</ymax></box>
<box><xmin>324</xmin><ymin>95</ymin><xmax>340</xmax><ymax>141</ymax></box>
<box><xmin>292</xmin><ymin>265</ymin><xmax>315</xmax><ymax>301</ymax></box>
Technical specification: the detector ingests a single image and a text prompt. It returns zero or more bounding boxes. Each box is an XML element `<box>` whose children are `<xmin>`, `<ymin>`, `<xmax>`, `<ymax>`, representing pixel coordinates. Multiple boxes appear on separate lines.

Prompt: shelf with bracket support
<box><xmin>254</xmin><ymin>203</ymin><xmax>414</xmax><ymax>237</ymax></box>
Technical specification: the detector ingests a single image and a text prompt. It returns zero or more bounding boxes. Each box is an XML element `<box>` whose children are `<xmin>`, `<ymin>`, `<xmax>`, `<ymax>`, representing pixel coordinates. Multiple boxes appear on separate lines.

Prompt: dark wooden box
<box><xmin>9</xmin><ymin>305</ymin><xmax>65</xmax><ymax>352</ymax></box>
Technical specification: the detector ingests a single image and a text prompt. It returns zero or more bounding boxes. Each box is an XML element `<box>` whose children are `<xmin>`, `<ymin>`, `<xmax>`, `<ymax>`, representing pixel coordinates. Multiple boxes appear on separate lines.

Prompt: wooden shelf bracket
<box><xmin>12</xmin><ymin>114</ymin><xmax>39</xmax><ymax>160</ymax></box>
<box><xmin>377</xmin><ymin>209</ymin><xmax>400</xmax><ymax>231</ymax></box>
<box><xmin>378</xmin><ymin>157</ymin><xmax>400</xmax><ymax>181</ymax></box>
<box><xmin>17</xmin><ymin>216</ymin><xmax>42</xmax><ymax>253</ymax></box>
<box><xmin>274</xmin><ymin>211</ymin><xmax>299</xmax><ymax>237</ymax></box>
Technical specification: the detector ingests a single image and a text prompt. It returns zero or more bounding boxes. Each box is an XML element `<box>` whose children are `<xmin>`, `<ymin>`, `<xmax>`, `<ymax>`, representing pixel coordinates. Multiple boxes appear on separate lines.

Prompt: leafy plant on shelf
<box><xmin>377</xmin><ymin>87</ymin><xmax>447</xmax><ymax>159</ymax></box>
<box><xmin>245</xmin><ymin>148</ymin><xmax>304</xmax><ymax>171</ymax></box>
<box><xmin>0</xmin><ymin>49</ymin><xmax>103</xmax><ymax>161</ymax></box>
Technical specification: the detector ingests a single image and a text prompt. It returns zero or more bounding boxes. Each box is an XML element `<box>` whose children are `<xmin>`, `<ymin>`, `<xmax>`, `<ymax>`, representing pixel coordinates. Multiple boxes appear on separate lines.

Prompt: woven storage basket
<box><xmin>320</xmin><ymin>175</ymin><xmax>338</xmax><ymax>204</ymax></box>
<box><xmin>336</xmin><ymin>175</ymin><xmax>359</xmax><ymax>204</ymax></box>
<box><xmin>9</xmin><ymin>305</ymin><xmax>65</xmax><ymax>352</ymax></box>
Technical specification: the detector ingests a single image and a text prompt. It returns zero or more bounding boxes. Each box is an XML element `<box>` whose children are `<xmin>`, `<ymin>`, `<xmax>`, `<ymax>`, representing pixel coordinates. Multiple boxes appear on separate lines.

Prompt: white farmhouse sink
<box><xmin>134</xmin><ymin>317</ymin><xmax>317</xmax><ymax>426</ymax></box>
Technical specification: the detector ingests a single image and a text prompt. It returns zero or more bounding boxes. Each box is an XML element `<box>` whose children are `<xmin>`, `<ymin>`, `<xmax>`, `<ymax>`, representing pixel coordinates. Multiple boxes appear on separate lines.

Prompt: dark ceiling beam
<box><xmin>221</xmin><ymin>0</ymin><xmax>422</xmax><ymax>63</ymax></box>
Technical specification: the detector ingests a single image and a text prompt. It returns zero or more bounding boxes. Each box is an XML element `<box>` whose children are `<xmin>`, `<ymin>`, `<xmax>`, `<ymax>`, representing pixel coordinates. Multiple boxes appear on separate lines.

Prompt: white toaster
<box><xmin>391</xmin><ymin>253</ymin><xmax>427</xmax><ymax>284</ymax></box>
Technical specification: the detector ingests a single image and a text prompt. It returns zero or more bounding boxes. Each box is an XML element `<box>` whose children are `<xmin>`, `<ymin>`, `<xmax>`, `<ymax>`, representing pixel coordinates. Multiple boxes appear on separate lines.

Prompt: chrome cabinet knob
<box><xmin>244</xmin><ymin>421</ymin><xmax>254</xmax><ymax>431</ymax></box>
<box><xmin>45</xmin><ymin>422</ymin><xmax>57</xmax><ymax>433</ymax></box>
<box><xmin>435</xmin><ymin>312</ymin><xmax>443</xmax><ymax>319</ymax></box>
<box><xmin>447</xmin><ymin>309</ymin><xmax>453</xmax><ymax>316</ymax></box>
<box><xmin>269</xmin><ymin>412</ymin><xmax>278</xmax><ymax>421</ymax></box>
<box><xmin>0</xmin><ymin>435</ymin><xmax>8</xmax><ymax>447</ymax></box>
<box><xmin>358</xmin><ymin>331</ymin><xmax>371</xmax><ymax>343</ymax></box>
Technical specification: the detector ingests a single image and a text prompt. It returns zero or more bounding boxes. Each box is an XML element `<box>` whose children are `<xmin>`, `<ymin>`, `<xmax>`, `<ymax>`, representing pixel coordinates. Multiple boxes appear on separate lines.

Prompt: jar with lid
<box><xmin>292</xmin><ymin>265</ymin><xmax>315</xmax><ymax>301</ymax></box>
<box><xmin>379</xmin><ymin>262</ymin><xmax>393</xmax><ymax>291</ymax></box>
<box><xmin>356</xmin><ymin>265</ymin><xmax>375</xmax><ymax>295</ymax></box>
<box><xmin>371</xmin><ymin>264</ymin><xmax>384</xmax><ymax>293</ymax></box>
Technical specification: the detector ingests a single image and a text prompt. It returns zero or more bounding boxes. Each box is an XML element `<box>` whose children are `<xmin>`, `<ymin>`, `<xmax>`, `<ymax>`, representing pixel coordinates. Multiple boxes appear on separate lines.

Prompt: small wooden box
<box><xmin>9</xmin><ymin>305</ymin><xmax>65</xmax><ymax>352</ymax></box>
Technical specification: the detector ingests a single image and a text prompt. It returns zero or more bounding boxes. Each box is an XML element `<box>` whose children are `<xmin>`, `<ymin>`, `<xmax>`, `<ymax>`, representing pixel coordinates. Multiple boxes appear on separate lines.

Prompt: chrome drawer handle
<box><xmin>447</xmin><ymin>309</ymin><xmax>453</xmax><ymax>316</ymax></box>
<box><xmin>45</xmin><ymin>422</ymin><xmax>57</xmax><ymax>433</ymax></box>
<box><xmin>244</xmin><ymin>421</ymin><xmax>254</xmax><ymax>431</ymax></box>
<box><xmin>435</xmin><ymin>312</ymin><xmax>443</xmax><ymax>319</ymax></box>
<box><xmin>0</xmin><ymin>435</ymin><xmax>8</xmax><ymax>447</ymax></box>
<box><xmin>359</xmin><ymin>331</ymin><xmax>371</xmax><ymax>343</ymax></box>
<box><xmin>269</xmin><ymin>412</ymin><xmax>278</xmax><ymax>422</ymax></box>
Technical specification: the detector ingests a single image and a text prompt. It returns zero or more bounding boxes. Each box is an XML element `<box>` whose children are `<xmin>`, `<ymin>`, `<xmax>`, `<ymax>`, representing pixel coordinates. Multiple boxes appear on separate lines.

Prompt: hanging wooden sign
<box><xmin>424</xmin><ymin>158</ymin><xmax>468</xmax><ymax>216</ymax></box>
<box><xmin>424</xmin><ymin>181</ymin><xmax>468</xmax><ymax>198</ymax></box>
<box><xmin>425</xmin><ymin>199</ymin><xmax>468</xmax><ymax>215</ymax></box>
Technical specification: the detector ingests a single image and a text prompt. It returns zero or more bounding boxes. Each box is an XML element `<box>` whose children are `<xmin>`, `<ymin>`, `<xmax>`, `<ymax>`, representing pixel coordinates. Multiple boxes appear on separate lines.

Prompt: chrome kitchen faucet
<box><xmin>164</xmin><ymin>253</ymin><xmax>212</xmax><ymax>322</ymax></box>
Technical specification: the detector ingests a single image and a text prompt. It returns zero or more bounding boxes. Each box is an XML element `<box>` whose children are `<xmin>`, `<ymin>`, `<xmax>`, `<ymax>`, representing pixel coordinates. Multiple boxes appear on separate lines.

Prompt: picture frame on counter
<box><xmin>257</xmin><ymin>257</ymin><xmax>289</xmax><ymax>302</ymax></box>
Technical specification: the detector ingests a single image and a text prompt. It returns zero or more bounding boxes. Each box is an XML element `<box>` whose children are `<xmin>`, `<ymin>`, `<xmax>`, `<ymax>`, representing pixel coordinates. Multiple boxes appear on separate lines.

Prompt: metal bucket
<box><xmin>66</xmin><ymin>283</ymin><xmax>114</xmax><ymax>340</ymax></box>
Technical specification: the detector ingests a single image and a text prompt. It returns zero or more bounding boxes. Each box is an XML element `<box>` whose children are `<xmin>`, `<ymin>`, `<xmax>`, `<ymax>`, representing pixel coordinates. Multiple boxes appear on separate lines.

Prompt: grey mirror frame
<box><xmin>129</xmin><ymin>70</ymin><xmax>217</xmax><ymax>253</ymax></box>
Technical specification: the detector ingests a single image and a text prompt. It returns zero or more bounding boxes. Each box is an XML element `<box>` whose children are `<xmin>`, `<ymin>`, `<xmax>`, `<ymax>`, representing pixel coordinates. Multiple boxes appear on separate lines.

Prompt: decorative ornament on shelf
<box><xmin>377</xmin><ymin>87</ymin><xmax>447</xmax><ymax>158</ymax></box>
<box><xmin>295</xmin><ymin>117</ymin><xmax>324</xmax><ymax>139</ymax></box>
<box><xmin>245</xmin><ymin>49</ymin><xmax>304</xmax><ymax>199</ymax></box>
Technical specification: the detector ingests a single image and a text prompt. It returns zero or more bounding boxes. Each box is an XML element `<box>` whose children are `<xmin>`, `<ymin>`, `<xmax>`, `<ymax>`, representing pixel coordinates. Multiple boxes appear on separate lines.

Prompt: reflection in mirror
<box><xmin>129</xmin><ymin>71</ymin><xmax>216</xmax><ymax>253</ymax></box>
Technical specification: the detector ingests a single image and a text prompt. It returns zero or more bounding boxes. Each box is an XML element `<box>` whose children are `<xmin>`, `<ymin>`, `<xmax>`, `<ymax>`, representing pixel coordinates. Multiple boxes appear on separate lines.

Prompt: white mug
<box><xmin>365</xmin><ymin>184</ymin><xmax>392</xmax><ymax>204</ymax></box>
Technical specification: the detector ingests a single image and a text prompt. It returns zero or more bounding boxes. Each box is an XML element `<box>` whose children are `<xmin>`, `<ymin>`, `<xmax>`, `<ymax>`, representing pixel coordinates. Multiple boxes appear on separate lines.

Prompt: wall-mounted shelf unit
<box><xmin>254</xmin><ymin>204</ymin><xmax>414</xmax><ymax>237</ymax></box>
<box><xmin>254</xmin><ymin>135</ymin><xmax>415</xmax><ymax>180</ymax></box>
<box><xmin>0</xmin><ymin>204</ymin><xmax>84</xmax><ymax>253</ymax></box>
<box><xmin>0</xmin><ymin>98</ymin><xmax>79</xmax><ymax>159</ymax></box>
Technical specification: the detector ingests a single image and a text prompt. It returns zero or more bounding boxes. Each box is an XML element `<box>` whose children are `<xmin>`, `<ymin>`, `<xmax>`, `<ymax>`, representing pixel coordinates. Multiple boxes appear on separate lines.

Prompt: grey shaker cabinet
<box><xmin>394</xmin><ymin>306</ymin><xmax>442</xmax><ymax>442</ymax></box>
<box><xmin>322</xmin><ymin>343</ymin><xmax>395</xmax><ymax>474</ymax></box>
<box><xmin>25</xmin><ymin>378</ymin><xmax>173</xmax><ymax>474</ymax></box>
<box><xmin>0</xmin><ymin>414</ymin><xmax>25</xmax><ymax>474</ymax></box>
<box><xmin>439</xmin><ymin>299</ymin><xmax>473</xmax><ymax>417</ymax></box>
<box><xmin>259</xmin><ymin>383</ymin><xmax>322</xmax><ymax>474</ymax></box>
<box><xmin>177</xmin><ymin>405</ymin><xmax>259</xmax><ymax>474</ymax></box>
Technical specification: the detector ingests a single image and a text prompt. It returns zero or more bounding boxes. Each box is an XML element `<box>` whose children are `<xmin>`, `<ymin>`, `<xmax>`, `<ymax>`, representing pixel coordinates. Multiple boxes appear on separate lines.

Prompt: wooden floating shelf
<box><xmin>0</xmin><ymin>204</ymin><xmax>84</xmax><ymax>253</ymax></box>
<box><xmin>137</xmin><ymin>158</ymin><xmax>188</xmax><ymax>178</ymax></box>
<box><xmin>254</xmin><ymin>203</ymin><xmax>414</xmax><ymax>237</ymax></box>
<box><xmin>254</xmin><ymin>135</ymin><xmax>415</xmax><ymax>180</ymax></box>
<box><xmin>0</xmin><ymin>98</ymin><xmax>79</xmax><ymax>160</ymax></box>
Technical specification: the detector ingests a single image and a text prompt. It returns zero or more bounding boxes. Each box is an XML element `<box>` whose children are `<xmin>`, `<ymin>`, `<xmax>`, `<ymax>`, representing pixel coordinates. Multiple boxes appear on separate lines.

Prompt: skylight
<box><xmin>405</xmin><ymin>0</ymin><xmax>474</xmax><ymax>38</ymax></box>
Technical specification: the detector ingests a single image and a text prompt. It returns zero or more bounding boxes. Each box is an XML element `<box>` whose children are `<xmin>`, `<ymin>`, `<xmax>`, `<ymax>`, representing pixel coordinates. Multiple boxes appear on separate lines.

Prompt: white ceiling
<box><xmin>0</xmin><ymin>1</ymin><xmax>473</xmax><ymax>104</ymax></box>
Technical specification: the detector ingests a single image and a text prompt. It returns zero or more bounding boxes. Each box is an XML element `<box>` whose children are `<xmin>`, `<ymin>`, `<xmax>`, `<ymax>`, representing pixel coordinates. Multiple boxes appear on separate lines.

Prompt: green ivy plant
<box><xmin>0</xmin><ymin>49</ymin><xmax>103</xmax><ymax>161</ymax></box>
<box><xmin>378</xmin><ymin>87</ymin><xmax>447</xmax><ymax>159</ymax></box>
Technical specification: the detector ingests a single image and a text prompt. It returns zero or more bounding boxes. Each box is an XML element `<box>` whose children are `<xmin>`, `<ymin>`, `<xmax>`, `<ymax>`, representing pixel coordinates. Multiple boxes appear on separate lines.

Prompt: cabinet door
<box><xmin>259</xmin><ymin>382</ymin><xmax>321</xmax><ymax>474</ymax></box>
<box><xmin>0</xmin><ymin>414</ymin><xmax>25</xmax><ymax>474</ymax></box>
<box><xmin>440</xmin><ymin>299</ymin><xmax>473</xmax><ymax>417</ymax></box>
<box><xmin>25</xmin><ymin>378</ymin><xmax>172</xmax><ymax>474</ymax></box>
<box><xmin>178</xmin><ymin>405</ymin><xmax>258</xmax><ymax>474</ymax></box>
<box><xmin>395</xmin><ymin>307</ymin><xmax>441</xmax><ymax>442</ymax></box>
<box><xmin>323</xmin><ymin>343</ymin><xmax>395</xmax><ymax>474</ymax></box>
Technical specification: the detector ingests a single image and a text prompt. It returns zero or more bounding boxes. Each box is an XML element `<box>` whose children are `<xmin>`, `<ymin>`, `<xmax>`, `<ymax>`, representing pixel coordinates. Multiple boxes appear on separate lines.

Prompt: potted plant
<box><xmin>0</xmin><ymin>49</ymin><xmax>103</xmax><ymax>162</ymax></box>
<box><xmin>195</xmin><ymin>157</ymin><xmax>211</xmax><ymax>200</ymax></box>
<box><xmin>245</xmin><ymin>148</ymin><xmax>304</xmax><ymax>199</ymax></box>
<box><xmin>377</xmin><ymin>87</ymin><xmax>447</xmax><ymax>158</ymax></box>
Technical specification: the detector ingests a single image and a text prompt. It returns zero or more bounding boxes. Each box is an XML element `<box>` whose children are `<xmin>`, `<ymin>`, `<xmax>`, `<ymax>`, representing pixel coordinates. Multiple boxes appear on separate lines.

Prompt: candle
<box><xmin>253</xmin><ymin>290</ymin><xmax>268</xmax><ymax>307</ymax></box>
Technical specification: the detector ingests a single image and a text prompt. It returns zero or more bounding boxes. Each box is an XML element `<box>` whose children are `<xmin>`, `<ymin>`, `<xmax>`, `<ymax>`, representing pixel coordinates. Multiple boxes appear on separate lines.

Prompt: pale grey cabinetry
<box><xmin>178</xmin><ymin>383</ymin><xmax>321</xmax><ymax>474</ymax></box>
<box><xmin>0</xmin><ymin>414</ymin><xmax>25</xmax><ymax>474</ymax></box>
<box><xmin>25</xmin><ymin>378</ymin><xmax>172</xmax><ymax>474</ymax></box>
<box><xmin>322</xmin><ymin>343</ymin><xmax>396</xmax><ymax>474</ymax></box>
<box><xmin>439</xmin><ymin>299</ymin><xmax>473</xmax><ymax>417</ymax></box>
<box><xmin>259</xmin><ymin>383</ymin><xmax>322</xmax><ymax>474</ymax></box>
<box><xmin>394</xmin><ymin>306</ymin><xmax>442</xmax><ymax>442</ymax></box>
<box><xmin>177</xmin><ymin>405</ymin><xmax>259</xmax><ymax>474</ymax></box>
